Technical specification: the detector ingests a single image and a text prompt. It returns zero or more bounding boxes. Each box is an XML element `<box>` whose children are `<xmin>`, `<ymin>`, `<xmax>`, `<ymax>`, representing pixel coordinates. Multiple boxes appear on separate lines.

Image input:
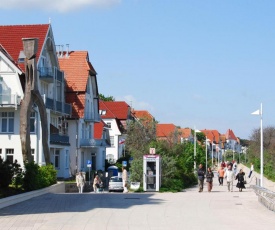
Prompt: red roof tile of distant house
<box><xmin>225</xmin><ymin>129</ymin><xmax>237</xmax><ymax>141</ymax></box>
<box><xmin>201</xmin><ymin>129</ymin><xmax>215</xmax><ymax>143</ymax></box>
<box><xmin>0</xmin><ymin>24</ymin><xmax>50</xmax><ymax>70</ymax></box>
<box><xmin>99</xmin><ymin>101</ymin><xmax>130</xmax><ymax>120</ymax></box>
<box><xmin>180</xmin><ymin>128</ymin><xmax>192</xmax><ymax>139</ymax></box>
<box><xmin>94</xmin><ymin>120</ymin><xmax>106</xmax><ymax>139</ymax></box>
<box><xmin>211</xmin><ymin>130</ymin><xmax>221</xmax><ymax>143</ymax></box>
<box><xmin>157</xmin><ymin>124</ymin><xmax>178</xmax><ymax>138</ymax></box>
<box><xmin>59</xmin><ymin>51</ymin><xmax>97</xmax><ymax>118</ymax></box>
<box><xmin>132</xmin><ymin>110</ymin><xmax>154</xmax><ymax>121</ymax></box>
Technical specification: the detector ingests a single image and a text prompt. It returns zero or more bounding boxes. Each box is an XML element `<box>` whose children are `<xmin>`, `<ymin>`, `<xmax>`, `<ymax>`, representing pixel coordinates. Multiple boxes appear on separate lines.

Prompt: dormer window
<box><xmin>18</xmin><ymin>51</ymin><xmax>25</xmax><ymax>63</ymax></box>
<box><xmin>99</xmin><ymin>110</ymin><xmax>106</xmax><ymax>115</ymax></box>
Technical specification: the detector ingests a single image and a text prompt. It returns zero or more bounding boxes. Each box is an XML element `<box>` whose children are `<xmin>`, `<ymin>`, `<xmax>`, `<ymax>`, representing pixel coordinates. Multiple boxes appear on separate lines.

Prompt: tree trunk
<box><xmin>20</xmin><ymin>38</ymin><xmax>51</xmax><ymax>165</ymax></box>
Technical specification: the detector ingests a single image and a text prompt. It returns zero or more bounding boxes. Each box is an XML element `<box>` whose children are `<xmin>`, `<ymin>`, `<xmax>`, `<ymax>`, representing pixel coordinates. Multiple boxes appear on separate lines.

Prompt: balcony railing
<box><xmin>0</xmin><ymin>94</ymin><xmax>21</xmax><ymax>109</ymax></box>
<box><xmin>38</xmin><ymin>67</ymin><xmax>64</xmax><ymax>83</ymax></box>
<box><xmin>50</xmin><ymin>133</ymin><xmax>70</xmax><ymax>146</ymax></box>
<box><xmin>80</xmin><ymin>139</ymin><xmax>98</xmax><ymax>148</ymax></box>
<box><xmin>44</xmin><ymin>97</ymin><xmax>71</xmax><ymax>115</ymax></box>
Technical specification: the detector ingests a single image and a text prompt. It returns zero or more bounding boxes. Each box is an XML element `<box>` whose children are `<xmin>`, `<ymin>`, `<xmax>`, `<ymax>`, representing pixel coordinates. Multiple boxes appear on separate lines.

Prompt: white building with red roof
<box><xmin>0</xmin><ymin>24</ymin><xmax>72</xmax><ymax>178</ymax></box>
<box><xmin>59</xmin><ymin>51</ymin><xmax>108</xmax><ymax>173</ymax></box>
<box><xmin>99</xmin><ymin>101</ymin><xmax>132</xmax><ymax>161</ymax></box>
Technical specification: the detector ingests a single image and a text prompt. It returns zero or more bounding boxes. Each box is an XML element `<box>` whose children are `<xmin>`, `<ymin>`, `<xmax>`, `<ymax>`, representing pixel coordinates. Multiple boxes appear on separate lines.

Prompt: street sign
<box><xmin>87</xmin><ymin>160</ymin><xmax>92</xmax><ymax>168</ymax></box>
<box><xmin>149</xmin><ymin>148</ymin><xmax>156</xmax><ymax>154</ymax></box>
<box><xmin>122</xmin><ymin>161</ymin><xmax>127</xmax><ymax>167</ymax></box>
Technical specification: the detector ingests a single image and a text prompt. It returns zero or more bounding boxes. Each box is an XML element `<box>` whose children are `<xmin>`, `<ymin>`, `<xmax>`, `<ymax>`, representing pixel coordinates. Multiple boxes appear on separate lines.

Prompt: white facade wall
<box><xmin>103</xmin><ymin>118</ymin><xmax>123</xmax><ymax>160</ymax></box>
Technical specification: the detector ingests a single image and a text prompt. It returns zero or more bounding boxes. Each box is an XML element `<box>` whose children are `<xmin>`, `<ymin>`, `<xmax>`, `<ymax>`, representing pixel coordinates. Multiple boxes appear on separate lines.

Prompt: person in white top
<box><xmin>76</xmin><ymin>172</ymin><xmax>85</xmax><ymax>193</ymax></box>
<box><xmin>122</xmin><ymin>166</ymin><xmax>128</xmax><ymax>193</ymax></box>
<box><xmin>224</xmin><ymin>164</ymin><xmax>235</xmax><ymax>192</ymax></box>
<box><xmin>248</xmin><ymin>163</ymin><xmax>254</xmax><ymax>178</ymax></box>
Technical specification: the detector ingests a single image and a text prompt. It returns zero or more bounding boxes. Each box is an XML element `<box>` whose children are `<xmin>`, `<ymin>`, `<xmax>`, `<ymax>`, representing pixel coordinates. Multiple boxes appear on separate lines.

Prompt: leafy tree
<box><xmin>126</xmin><ymin>118</ymin><xmax>157</xmax><ymax>159</ymax></box>
<box><xmin>248</xmin><ymin>126</ymin><xmax>275</xmax><ymax>181</ymax></box>
<box><xmin>99</xmin><ymin>94</ymin><xmax>115</xmax><ymax>101</ymax></box>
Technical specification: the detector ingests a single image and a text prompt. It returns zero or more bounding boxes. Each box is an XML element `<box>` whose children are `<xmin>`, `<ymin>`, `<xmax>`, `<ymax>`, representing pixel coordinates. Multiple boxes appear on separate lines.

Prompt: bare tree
<box><xmin>20</xmin><ymin>38</ymin><xmax>50</xmax><ymax>164</ymax></box>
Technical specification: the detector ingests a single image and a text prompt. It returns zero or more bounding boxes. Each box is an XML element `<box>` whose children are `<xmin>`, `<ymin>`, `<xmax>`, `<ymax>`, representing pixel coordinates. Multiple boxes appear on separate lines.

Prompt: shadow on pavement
<box><xmin>0</xmin><ymin>193</ymin><xmax>163</xmax><ymax>216</ymax></box>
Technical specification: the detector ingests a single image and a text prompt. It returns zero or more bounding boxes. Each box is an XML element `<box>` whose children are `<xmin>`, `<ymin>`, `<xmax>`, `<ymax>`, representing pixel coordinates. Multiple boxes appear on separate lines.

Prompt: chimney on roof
<box><xmin>55</xmin><ymin>45</ymin><xmax>60</xmax><ymax>57</ymax></box>
<box><xmin>60</xmin><ymin>45</ymin><xmax>64</xmax><ymax>58</ymax></box>
<box><xmin>66</xmin><ymin>44</ymin><xmax>69</xmax><ymax>57</ymax></box>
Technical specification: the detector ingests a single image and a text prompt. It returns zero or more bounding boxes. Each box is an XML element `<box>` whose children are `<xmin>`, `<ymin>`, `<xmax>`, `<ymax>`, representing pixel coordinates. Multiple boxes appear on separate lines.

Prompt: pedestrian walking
<box><xmin>206</xmin><ymin>167</ymin><xmax>214</xmax><ymax>192</ymax></box>
<box><xmin>221</xmin><ymin>161</ymin><xmax>226</xmax><ymax>168</ymax></box>
<box><xmin>224</xmin><ymin>164</ymin><xmax>235</xmax><ymax>192</ymax></box>
<box><xmin>197</xmin><ymin>164</ymin><xmax>205</xmax><ymax>192</ymax></box>
<box><xmin>122</xmin><ymin>166</ymin><xmax>128</xmax><ymax>193</ymax></box>
<box><xmin>235</xmin><ymin>169</ymin><xmax>246</xmax><ymax>192</ymax></box>
<box><xmin>76</xmin><ymin>171</ymin><xmax>85</xmax><ymax>193</ymax></box>
<box><xmin>248</xmin><ymin>163</ymin><xmax>254</xmax><ymax>178</ymax></box>
<box><xmin>218</xmin><ymin>166</ymin><xmax>225</xmax><ymax>186</ymax></box>
<box><xmin>93</xmin><ymin>175</ymin><xmax>101</xmax><ymax>193</ymax></box>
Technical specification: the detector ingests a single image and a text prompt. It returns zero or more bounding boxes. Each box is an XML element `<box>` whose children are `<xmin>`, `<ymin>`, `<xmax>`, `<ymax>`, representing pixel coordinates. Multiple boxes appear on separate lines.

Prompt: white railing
<box><xmin>0</xmin><ymin>94</ymin><xmax>21</xmax><ymax>109</ymax></box>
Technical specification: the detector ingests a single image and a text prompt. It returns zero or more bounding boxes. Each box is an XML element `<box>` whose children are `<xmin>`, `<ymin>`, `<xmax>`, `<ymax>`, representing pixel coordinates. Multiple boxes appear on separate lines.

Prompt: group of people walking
<box><xmin>197</xmin><ymin>161</ymin><xmax>251</xmax><ymax>193</ymax></box>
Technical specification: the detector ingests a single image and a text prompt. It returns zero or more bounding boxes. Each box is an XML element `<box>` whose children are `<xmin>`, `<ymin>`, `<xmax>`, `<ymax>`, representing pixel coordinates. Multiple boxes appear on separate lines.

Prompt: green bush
<box><xmin>23</xmin><ymin>162</ymin><xmax>57</xmax><ymax>191</ymax></box>
<box><xmin>0</xmin><ymin>158</ymin><xmax>23</xmax><ymax>189</ymax></box>
<box><xmin>0</xmin><ymin>157</ymin><xmax>13</xmax><ymax>188</ymax></box>
<box><xmin>38</xmin><ymin>164</ymin><xmax>57</xmax><ymax>187</ymax></box>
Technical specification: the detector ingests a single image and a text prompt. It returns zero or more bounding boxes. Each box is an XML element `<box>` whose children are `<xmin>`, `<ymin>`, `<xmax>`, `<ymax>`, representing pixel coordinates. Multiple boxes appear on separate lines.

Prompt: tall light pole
<box><xmin>211</xmin><ymin>141</ymin><xmax>213</xmax><ymax>168</ymax></box>
<box><xmin>205</xmin><ymin>136</ymin><xmax>209</xmax><ymax>171</ymax></box>
<box><xmin>251</xmin><ymin>103</ymin><xmax>264</xmax><ymax>187</ymax></box>
<box><xmin>194</xmin><ymin>127</ymin><xmax>200</xmax><ymax>172</ymax></box>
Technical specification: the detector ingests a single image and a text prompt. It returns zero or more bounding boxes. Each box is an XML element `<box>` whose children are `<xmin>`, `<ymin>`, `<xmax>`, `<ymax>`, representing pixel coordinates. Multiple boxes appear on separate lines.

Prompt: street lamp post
<box><xmin>251</xmin><ymin>103</ymin><xmax>264</xmax><ymax>187</ymax></box>
<box><xmin>205</xmin><ymin>137</ymin><xmax>209</xmax><ymax>171</ymax></box>
<box><xmin>194</xmin><ymin>127</ymin><xmax>200</xmax><ymax>173</ymax></box>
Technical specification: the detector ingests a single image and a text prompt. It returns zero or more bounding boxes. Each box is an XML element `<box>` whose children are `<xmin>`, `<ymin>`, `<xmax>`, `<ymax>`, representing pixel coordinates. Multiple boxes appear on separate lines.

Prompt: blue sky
<box><xmin>1</xmin><ymin>0</ymin><xmax>275</xmax><ymax>139</ymax></box>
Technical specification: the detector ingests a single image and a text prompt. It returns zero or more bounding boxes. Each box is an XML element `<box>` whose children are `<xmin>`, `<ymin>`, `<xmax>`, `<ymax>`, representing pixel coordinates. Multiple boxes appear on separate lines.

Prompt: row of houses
<box><xmin>0</xmin><ymin>23</ymin><xmax>243</xmax><ymax>179</ymax></box>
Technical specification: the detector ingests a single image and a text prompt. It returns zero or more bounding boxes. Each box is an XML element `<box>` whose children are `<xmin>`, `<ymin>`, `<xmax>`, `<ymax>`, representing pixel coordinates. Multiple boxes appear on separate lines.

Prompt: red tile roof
<box><xmin>59</xmin><ymin>51</ymin><xmax>98</xmax><ymax>118</ymax></box>
<box><xmin>99</xmin><ymin>101</ymin><xmax>130</xmax><ymax>120</ymax></box>
<box><xmin>180</xmin><ymin>128</ymin><xmax>192</xmax><ymax>139</ymax></box>
<box><xmin>94</xmin><ymin>120</ymin><xmax>106</xmax><ymax>139</ymax></box>
<box><xmin>0</xmin><ymin>24</ymin><xmax>50</xmax><ymax>71</ymax></box>
<box><xmin>201</xmin><ymin>129</ymin><xmax>215</xmax><ymax>143</ymax></box>
<box><xmin>132</xmin><ymin>110</ymin><xmax>154</xmax><ymax>121</ymax></box>
<box><xmin>0</xmin><ymin>44</ymin><xmax>22</xmax><ymax>72</ymax></box>
<box><xmin>156</xmin><ymin>124</ymin><xmax>178</xmax><ymax>138</ymax></box>
<box><xmin>59</xmin><ymin>51</ymin><xmax>96</xmax><ymax>92</ymax></box>
<box><xmin>225</xmin><ymin>129</ymin><xmax>238</xmax><ymax>141</ymax></box>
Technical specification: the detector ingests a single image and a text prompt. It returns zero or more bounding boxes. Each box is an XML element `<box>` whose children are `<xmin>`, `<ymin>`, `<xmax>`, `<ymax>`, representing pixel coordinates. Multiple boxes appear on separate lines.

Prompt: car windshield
<box><xmin>110</xmin><ymin>177</ymin><xmax>122</xmax><ymax>182</ymax></box>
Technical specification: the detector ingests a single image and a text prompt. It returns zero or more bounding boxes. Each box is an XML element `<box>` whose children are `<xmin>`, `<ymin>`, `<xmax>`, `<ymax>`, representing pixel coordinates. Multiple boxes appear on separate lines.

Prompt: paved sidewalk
<box><xmin>0</xmin><ymin>175</ymin><xmax>275</xmax><ymax>230</ymax></box>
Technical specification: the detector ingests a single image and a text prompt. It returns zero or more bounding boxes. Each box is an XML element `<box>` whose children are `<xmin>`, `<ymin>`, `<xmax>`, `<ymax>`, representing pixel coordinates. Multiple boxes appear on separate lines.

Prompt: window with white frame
<box><xmin>6</xmin><ymin>148</ymin><xmax>14</xmax><ymax>164</ymax></box>
<box><xmin>54</xmin><ymin>150</ymin><xmax>60</xmax><ymax>169</ymax></box>
<box><xmin>1</xmin><ymin>112</ymin><xmax>14</xmax><ymax>133</ymax></box>
<box><xmin>30</xmin><ymin>112</ymin><xmax>36</xmax><ymax>133</ymax></box>
<box><xmin>110</xmin><ymin>136</ymin><xmax>114</xmax><ymax>147</ymax></box>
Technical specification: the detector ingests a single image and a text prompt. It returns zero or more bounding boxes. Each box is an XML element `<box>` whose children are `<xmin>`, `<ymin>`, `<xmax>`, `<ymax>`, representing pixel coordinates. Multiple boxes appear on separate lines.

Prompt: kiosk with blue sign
<box><xmin>143</xmin><ymin>154</ymin><xmax>161</xmax><ymax>192</ymax></box>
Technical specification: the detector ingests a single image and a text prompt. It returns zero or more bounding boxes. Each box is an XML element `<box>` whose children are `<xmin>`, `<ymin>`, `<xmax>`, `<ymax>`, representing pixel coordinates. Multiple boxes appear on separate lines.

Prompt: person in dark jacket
<box><xmin>197</xmin><ymin>164</ymin><xmax>205</xmax><ymax>192</ymax></box>
<box><xmin>235</xmin><ymin>169</ymin><xmax>246</xmax><ymax>192</ymax></box>
<box><xmin>206</xmin><ymin>167</ymin><xmax>214</xmax><ymax>192</ymax></box>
